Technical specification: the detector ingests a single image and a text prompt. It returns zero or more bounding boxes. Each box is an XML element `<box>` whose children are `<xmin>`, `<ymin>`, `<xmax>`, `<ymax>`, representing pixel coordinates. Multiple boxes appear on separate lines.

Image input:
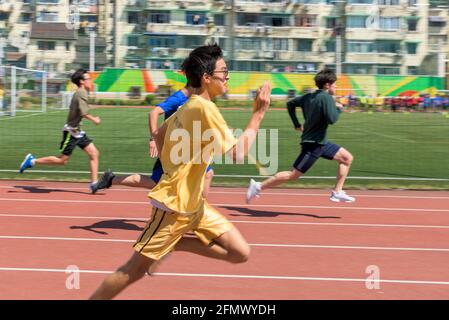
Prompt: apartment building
<box><xmin>1</xmin><ymin>0</ymin><xmax>448</xmax><ymax>75</ymax></box>
<box><xmin>114</xmin><ymin>0</ymin><xmax>448</xmax><ymax>75</ymax></box>
<box><xmin>0</xmin><ymin>0</ymin><xmax>110</xmax><ymax>72</ymax></box>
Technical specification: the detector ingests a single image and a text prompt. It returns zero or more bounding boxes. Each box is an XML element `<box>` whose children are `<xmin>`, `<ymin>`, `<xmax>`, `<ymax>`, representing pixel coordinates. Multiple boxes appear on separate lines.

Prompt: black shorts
<box><xmin>293</xmin><ymin>142</ymin><xmax>341</xmax><ymax>174</ymax></box>
<box><xmin>59</xmin><ymin>131</ymin><xmax>93</xmax><ymax>156</ymax></box>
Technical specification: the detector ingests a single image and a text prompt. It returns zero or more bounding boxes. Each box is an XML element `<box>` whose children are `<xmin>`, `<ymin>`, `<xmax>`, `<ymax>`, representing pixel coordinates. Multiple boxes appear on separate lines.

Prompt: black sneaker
<box><xmin>90</xmin><ymin>181</ymin><xmax>100</xmax><ymax>194</ymax></box>
<box><xmin>97</xmin><ymin>169</ymin><xmax>116</xmax><ymax>190</ymax></box>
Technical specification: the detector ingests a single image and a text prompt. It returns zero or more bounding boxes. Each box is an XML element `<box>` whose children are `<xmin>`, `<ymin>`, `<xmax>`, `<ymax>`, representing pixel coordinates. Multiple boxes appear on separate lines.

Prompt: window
<box><xmin>377</xmin><ymin>66</ymin><xmax>400</xmax><ymax>75</ymax></box>
<box><xmin>406</xmin><ymin>42</ymin><xmax>417</xmax><ymax>54</ymax></box>
<box><xmin>347</xmin><ymin>40</ymin><xmax>374</xmax><ymax>53</ymax></box>
<box><xmin>37</xmin><ymin>0</ymin><xmax>60</xmax><ymax>3</ymax></box>
<box><xmin>325</xmin><ymin>17</ymin><xmax>337</xmax><ymax>29</ymax></box>
<box><xmin>20</xmin><ymin>13</ymin><xmax>31</xmax><ymax>23</ymax></box>
<box><xmin>37</xmin><ymin>41</ymin><xmax>56</xmax><ymax>50</ymax></box>
<box><xmin>87</xmin><ymin>16</ymin><xmax>98</xmax><ymax>23</ymax></box>
<box><xmin>236</xmin><ymin>38</ymin><xmax>262</xmax><ymax>50</ymax></box>
<box><xmin>344</xmin><ymin>64</ymin><xmax>373</xmax><ymax>74</ymax></box>
<box><xmin>408</xmin><ymin>0</ymin><xmax>417</xmax><ymax>5</ymax></box>
<box><xmin>295</xmin><ymin>0</ymin><xmax>320</xmax><ymax>3</ymax></box>
<box><xmin>128</xmin><ymin>12</ymin><xmax>139</xmax><ymax>24</ymax></box>
<box><xmin>65</xmin><ymin>42</ymin><xmax>70</xmax><ymax>51</ymax></box>
<box><xmin>186</xmin><ymin>12</ymin><xmax>206</xmax><ymax>25</ymax></box>
<box><xmin>127</xmin><ymin>36</ymin><xmax>139</xmax><ymax>47</ymax></box>
<box><xmin>347</xmin><ymin>16</ymin><xmax>368</xmax><ymax>28</ymax></box>
<box><xmin>348</xmin><ymin>0</ymin><xmax>373</xmax><ymax>3</ymax></box>
<box><xmin>237</xmin><ymin>13</ymin><xmax>259</xmax><ymax>26</ymax></box>
<box><xmin>407</xmin><ymin>66</ymin><xmax>418</xmax><ymax>75</ymax></box>
<box><xmin>272</xmin><ymin>38</ymin><xmax>289</xmax><ymax>51</ymax></box>
<box><xmin>379</xmin><ymin>17</ymin><xmax>400</xmax><ymax>30</ymax></box>
<box><xmin>407</xmin><ymin>19</ymin><xmax>418</xmax><ymax>31</ymax></box>
<box><xmin>149</xmin><ymin>11</ymin><xmax>170</xmax><ymax>24</ymax></box>
<box><xmin>379</xmin><ymin>0</ymin><xmax>399</xmax><ymax>4</ymax></box>
<box><xmin>37</xmin><ymin>11</ymin><xmax>59</xmax><ymax>22</ymax></box>
<box><xmin>148</xmin><ymin>36</ymin><xmax>175</xmax><ymax>47</ymax></box>
<box><xmin>214</xmin><ymin>14</ymin><xmax>225</xmax><ymax>26</ymax></box>
<box><xmin>147</xmin><ymin>59</ymin><xmax>173</xmax><ymax>69</ymax></box>
<box><xmin>295</xmin><ymin>15</ymin><xmax>318</xmax><ymax>27</ymax></box>
<box><xmin>235</xmin><ymin>61</ymin><xmax>262</xmax><ymax>72</ymax></box>
<box><xmin>263</xmin><ymin>15</ymin><xmax>290</xmax><ymax>27</ymax></box>
<box><xmin>297</xmin><ymin>39</ymin><xmax>313</xmax><ymax>51</ymax></box>
<box><xmin>429</xmin><ymin>19</ymin><xmax>446</xmax><ymax>28</ymax></box>
<box><xmin>0</xmin><ymin>12</ymin><xmax>9</xmax><ymax>21</ymax></box>
<box><xmin>376</xmin><ymin>40</ymin><xmax>401</xmax><ymax>53</ymax></box>
<box><xmin>326</xmin><ymin>40</ymin><xmax>336</xmax><ymax>52</ymax></box>
<box><xmin>180</xmin><ymin>36</ymin><xmax>204</xmax><ymax>48</ymax></box>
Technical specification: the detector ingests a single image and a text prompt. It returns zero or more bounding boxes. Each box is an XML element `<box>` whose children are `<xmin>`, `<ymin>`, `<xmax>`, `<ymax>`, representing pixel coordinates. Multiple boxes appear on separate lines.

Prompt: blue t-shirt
<box><xmin>157</xmin><ymin>90</ymin><xmax>189</xmax><ymax>120</ymax></box>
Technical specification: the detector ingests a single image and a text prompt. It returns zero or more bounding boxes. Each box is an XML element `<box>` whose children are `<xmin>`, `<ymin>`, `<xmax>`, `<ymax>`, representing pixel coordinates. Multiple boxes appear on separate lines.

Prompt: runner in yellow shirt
<box><xmin>90</xmin><ymin>44</ymin><xmax>272</xmax><ymax>300</ymax></box>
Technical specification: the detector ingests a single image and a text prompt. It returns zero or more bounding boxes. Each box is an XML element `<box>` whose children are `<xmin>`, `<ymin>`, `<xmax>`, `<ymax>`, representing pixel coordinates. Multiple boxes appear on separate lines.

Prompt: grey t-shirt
<box><xmin>65</xmin><ymin>87</ymin><xmax>90</xmax><ymax>134</ymax></box>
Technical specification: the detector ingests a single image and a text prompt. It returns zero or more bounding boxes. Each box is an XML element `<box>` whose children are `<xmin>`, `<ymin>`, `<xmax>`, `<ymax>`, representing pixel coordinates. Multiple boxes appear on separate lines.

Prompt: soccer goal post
<box><xmin>0</xmin><ymin>65</ymin><xmax>51</xmax><ymax>116</ymax></box>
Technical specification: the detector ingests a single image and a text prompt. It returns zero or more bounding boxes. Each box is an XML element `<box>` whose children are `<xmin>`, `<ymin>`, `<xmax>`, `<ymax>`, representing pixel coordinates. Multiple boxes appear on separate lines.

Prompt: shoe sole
<box><xmin>330</xmin><ymin>197</ymin><xmax>355</xmax><ymax>203</ymax></box>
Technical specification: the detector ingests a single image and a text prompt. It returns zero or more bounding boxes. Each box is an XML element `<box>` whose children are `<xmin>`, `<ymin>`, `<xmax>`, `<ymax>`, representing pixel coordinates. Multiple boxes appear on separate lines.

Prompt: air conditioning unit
<box><xmin>265</xmin><ymin>26</ymin><xmax>272</xmax><ymax>34</ymax></box>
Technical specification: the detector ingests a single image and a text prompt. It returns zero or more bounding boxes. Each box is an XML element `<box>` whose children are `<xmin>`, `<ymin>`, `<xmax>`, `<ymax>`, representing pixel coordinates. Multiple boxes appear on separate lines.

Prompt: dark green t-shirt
<box><xmin>287</xmin><ymin>89</ymin><xmax>341</xmax><ymax>145</ymax></box>
<box><xmin>66</xmin><ymin>87</ymin><xmax>90</xmax><ymax>131</ymax></box>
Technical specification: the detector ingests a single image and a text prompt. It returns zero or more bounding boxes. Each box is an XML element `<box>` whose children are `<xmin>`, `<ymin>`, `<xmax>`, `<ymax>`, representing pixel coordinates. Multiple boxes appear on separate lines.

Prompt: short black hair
<box><xmin>71</xmin><ymin>68</ymin><xmax>88</xmax><ymax>87</ymax></box>
<box><xmin>181</xmin><ymin>44</ymin><xmax>223</xmax><ymax>88</ymax></box>
<box><xmin>314</xmin><ymin>69</ymin><xmax>337</xmax><ymax>89</ymax></box>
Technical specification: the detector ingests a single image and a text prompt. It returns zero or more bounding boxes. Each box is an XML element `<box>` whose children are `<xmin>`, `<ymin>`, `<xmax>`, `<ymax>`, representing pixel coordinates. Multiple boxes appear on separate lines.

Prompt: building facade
<box><xmin>0</xmin><ymin>0</ymin><xmax>448</xmax><ymax>76</ymax></box>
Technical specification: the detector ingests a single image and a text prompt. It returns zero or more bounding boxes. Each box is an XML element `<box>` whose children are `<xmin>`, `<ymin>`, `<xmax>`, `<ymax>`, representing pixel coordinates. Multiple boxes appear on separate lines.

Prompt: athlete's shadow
<box><xmin>220</xmin><ymin>206</ymin><xmax>341</xmax><ymax>219</ymax></box>
<box><xmin>9</xmin><ymin>185</ymin><xmax>91</xmax><ymax>195</ymax></box>
<box><xmin>70</xmin><ymin>219</ymin><xmax>146</xmax><ymax>235</ymax></box>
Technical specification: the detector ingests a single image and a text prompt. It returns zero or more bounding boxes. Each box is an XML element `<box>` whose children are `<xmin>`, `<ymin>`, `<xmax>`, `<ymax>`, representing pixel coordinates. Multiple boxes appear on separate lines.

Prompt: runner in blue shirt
<box><xmin>93</xmin><ymin>84</ymin><xmax>214</xmax><ymax>197</ymax></box>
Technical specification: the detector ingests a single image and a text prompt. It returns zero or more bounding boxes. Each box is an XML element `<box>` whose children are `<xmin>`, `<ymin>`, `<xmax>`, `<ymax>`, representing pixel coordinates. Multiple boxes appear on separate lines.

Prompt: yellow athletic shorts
<box><xmin>133</xmin><ymin>202</ymin><xmax>233</xmax><ymax>261</ymax></box>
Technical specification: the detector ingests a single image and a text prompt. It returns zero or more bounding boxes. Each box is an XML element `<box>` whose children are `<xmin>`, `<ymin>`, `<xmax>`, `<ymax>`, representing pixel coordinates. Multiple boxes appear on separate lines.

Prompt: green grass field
<box><xmin>1</xmin><ymin>107</ymin><xmax>449</xmax><ymax>189</ymax></box>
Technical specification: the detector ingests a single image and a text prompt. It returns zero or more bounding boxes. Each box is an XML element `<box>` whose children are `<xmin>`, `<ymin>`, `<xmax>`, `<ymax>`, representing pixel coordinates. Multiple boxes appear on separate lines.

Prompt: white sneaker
<box><xmin>330</xmin><ymin>190</ymin><xmax>355</xmax><ymax>203</ymax></box>
<box><xmin>246</xmin><ymin>179</ymin><xmax>261</xmax><ymax>204</ymax></box>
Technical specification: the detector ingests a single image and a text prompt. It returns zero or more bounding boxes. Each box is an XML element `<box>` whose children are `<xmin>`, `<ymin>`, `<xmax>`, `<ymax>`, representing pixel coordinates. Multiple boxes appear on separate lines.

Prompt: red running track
<box><xmin>0</xmin><ymin>180</ymin><xmax>449</xmax><ymax>300</ymax></box>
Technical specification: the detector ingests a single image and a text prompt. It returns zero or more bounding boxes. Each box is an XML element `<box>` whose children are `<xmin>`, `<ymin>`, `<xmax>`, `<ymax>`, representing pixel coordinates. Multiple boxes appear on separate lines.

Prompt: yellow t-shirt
<box><xmin>149</xmin><ymin>95</ymin><xmax>237</xmax><ymax>214</ymax></box>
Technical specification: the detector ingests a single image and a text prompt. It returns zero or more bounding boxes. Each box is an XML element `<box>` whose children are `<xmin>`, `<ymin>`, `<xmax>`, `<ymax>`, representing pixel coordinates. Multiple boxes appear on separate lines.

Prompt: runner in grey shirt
<box><xmin>19</xmin><ymin>69</ymin><xmax>102</xmax><ymax>194</ymax></box>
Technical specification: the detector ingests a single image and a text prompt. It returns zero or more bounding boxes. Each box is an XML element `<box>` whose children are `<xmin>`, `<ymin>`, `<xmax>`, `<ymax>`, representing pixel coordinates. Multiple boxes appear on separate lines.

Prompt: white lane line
<box><xmin>1</xmin><ymin>213</ymin><xmax>449</xmax><ymax>229</ymax></box>
<box><xmin>1</xmin><ymin>235</ymin><xmax>449</xmax><ymax>252</ymax></box>
<box><xmin>1</xmin><ymin>170</ymin><xmax>449</xmax><ymax>181</ymax></box>
<box><xmin>2</xmin><ymin>185</ymin><xmax>449</xmax><ymax>200</ymax></box>
<box><xmin>0</xmin><ymin>267</ymin><xmax>448</xmax><ymax>286</ymax></box>
<box><xmin>1</xmin><ymin>197</ymin><xmax>448</xmax><ymax>212</ymax></box>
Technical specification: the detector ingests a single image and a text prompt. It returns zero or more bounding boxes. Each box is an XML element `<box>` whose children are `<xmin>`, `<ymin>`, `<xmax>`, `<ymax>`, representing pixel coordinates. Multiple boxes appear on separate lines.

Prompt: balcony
<box><xmin>0</xmin><ymin>1</ymin><xmax>13</xmax><ymax>12</ymax></box>
<box><xmin>125</xmin><ymin>0</ymin><xmax>146</xmax><ymax>10</ymax></box>
<box><xmin>75</xmin><ymin>52</ymin><xmax>108</xmax><ymax>65</ymax></box>
<box><xmin>146</xmin><ymin>23</ymin><xmax>209</xmax><ymax>35</ymax></box>
<box><xmin>428</xmin><ymin>26</ymin><xmax>447</xmax><ymax>35</ymax></box>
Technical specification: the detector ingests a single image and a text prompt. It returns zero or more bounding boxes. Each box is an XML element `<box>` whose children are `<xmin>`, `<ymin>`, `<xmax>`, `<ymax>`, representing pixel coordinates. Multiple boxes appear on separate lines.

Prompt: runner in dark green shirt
<box><xmin>247</xmin><ymin>69</ymin><xmax>356</xmax><ymax>203</ymax></box>
<box><xmin>19</xmin><ymin>69</ymin><xmax>102</xmax><ymax>194</ymax></box>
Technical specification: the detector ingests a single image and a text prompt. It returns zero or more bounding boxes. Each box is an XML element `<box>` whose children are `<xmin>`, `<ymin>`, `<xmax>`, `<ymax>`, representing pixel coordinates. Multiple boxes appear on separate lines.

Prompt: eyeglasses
<box><xmin>213</xmin><ymin>70</ymin><xmax>229</xmax><ymax>77</ymax></box>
